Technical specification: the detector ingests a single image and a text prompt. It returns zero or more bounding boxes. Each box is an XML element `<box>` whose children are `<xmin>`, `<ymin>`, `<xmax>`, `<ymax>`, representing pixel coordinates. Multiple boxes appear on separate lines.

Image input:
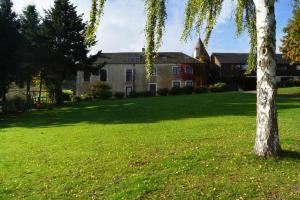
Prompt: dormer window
<box><xmin>185</xmin><ymin>66</ymin><xmax>193</xmax><ymax>74</ymax></box>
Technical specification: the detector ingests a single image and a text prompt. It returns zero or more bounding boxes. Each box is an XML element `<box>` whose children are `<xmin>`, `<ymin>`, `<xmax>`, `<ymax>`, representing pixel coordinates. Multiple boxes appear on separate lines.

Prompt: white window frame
<box><xmin>172</xmin><ymin>66</ymin><xmax>180</xmax><ymax>76</ymax></box>
<box><xmin>125</xmin><ymin>68</ymin><xmax>133</xmax><ymax>82</ymax></box>
<box><xmin>148</xmin><ymin>83</ymin><xmax>158</xmax><ymax>95</ymax></box>
<box><xmin>172</xmin><ymin>80</ymin><xmax>181</xmax><ymax>88</ymax></box>
<box><xmin>124</xmin><ymin>85</ymin><xmax>133</xmax><ymax>97</ymax></box>
<box><xmin>185</xmin><ymin>80</ymin><xmax>194</xmax><ymax>87</ymax></box>
<box><xmin>152</xmin><ymin>67</ymin><xmax>157</xmax><ymax>76</ymax></box>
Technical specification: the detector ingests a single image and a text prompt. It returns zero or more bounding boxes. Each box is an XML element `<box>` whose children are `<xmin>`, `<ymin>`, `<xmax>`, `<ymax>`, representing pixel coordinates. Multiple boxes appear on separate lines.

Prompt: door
<box><xmin>125</xmin><ymin>86</ymin><xmax>133</xmax><ymax>97</ymax></box>
<box><xmin>149</xmin><ymin>84</ymin><xmax>157</xmax><ymax>96</ymax></box>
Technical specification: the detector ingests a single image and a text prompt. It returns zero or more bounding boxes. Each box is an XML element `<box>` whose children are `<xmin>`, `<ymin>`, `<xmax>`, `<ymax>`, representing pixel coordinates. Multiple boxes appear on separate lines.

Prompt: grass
<box><xmin>278</xmin><ymin>86</ymin><xmax>300</xmax><ymax>94</ymax></box>
<box><xmin>0</xmin><ymin>92</ymin><xmax>300</xmax><ymax>199</ymax></box>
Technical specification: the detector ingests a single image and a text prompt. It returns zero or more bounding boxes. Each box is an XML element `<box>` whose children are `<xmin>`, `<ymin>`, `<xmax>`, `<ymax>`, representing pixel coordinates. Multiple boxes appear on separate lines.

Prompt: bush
<box><xmin>282</xmin><ymin>79</ymin><xmax>295</xmax><ymax>87</ymax></box>
<box><xmin>194</xmin><ymin>87</ymin><xmax>208</xmax><ymax>94</ymax></box>
<box><xmin>72</xmin><ymin>96</ymin><xmax>82</xmax><ymax>102</ymax></box>
<box><xmin>62</xmin><ymin>90</ymin><xmax>73</xmax><ymax>102</ymax></box>
<box><xmin>6</xmin><ymin>95</ymin><xmax>27</xmax><ymax>113</ymax></box>
<box><xmin>182</xmin><ymin>86</ymin><xmax>194</xmax><ymax>94</ymax></box>
<box><xmin>294</xmin><ymin>80</ymin><xmax>300</xmax><ymax>86</ymax></box>
<box><xmin>136</xmin><ymin>91</ymin><xmax>151</xmax><ymax>97</ymax></box>
<box><xmin>169</xmin><ymin>87</ymin><xmax>184</xmax><ymax>95</ymax></box>
<box><xmin>114</xmin><ymin>92</ymin><xmax>125</xmax><ymax>99</ymax></box>
<box><xmin>80</xmin><ymin>93</ymin><xmax>93</xmax><ymax>101</ymax></box>
<box><xmin>89</xmin><ymin>82</ymin><xmax>112</xmax><ymax>100</ymax></box>
<box><xmin>157</xmin><ymin>88</ymin><xmax>169</xmax><ymax>96</ymax></box>
<box><xmin>209</xmin><ymin>82</ymin><xmax>226</xmax><ymax>92</ymax></box>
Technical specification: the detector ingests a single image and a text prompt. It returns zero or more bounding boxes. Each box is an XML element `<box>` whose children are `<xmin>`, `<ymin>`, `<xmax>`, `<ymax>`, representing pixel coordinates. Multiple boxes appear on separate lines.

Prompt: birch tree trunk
<box><xmin>254</xmin><ymin>0</ymin><xmax>281</xmax><ymax>157</ymax></box>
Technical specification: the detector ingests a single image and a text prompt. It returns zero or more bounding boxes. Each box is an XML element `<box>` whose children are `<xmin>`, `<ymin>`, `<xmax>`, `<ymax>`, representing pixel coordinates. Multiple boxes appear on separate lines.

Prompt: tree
<box><xmin>18</xmin><ymin>5</ymin><xmax>42</xmax><ymax>101</ymax></box>
<box><xmin>87</xmin><ymin>0</ymin><xmax>299</xmax><ymax>157</ymax></box>
<box><xmin>280</xmin><ymin>7</ymin><xmax>300</xmax><ymax>63</ymax></box>
<box><xmin>42</xmin><ymin>0</ymin><xmax>89</xmax><ymax>105</ymax></box>
<box><xmin>0</xmin><ymin>0</ymin><xmax>21</xmax><ymax>113</ymax></box>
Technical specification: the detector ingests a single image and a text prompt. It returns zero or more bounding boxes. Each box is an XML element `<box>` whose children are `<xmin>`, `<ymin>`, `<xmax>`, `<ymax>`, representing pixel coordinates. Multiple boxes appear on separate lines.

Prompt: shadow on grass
<box><xmin>281</xmin><ymin>150</ymin><xmax>300</xmax><ymax>160</ymax></box>
<box><xmin>0</xmin><ymin>92</ymin><xmax>299</xmax><ymax>129</ymax></box>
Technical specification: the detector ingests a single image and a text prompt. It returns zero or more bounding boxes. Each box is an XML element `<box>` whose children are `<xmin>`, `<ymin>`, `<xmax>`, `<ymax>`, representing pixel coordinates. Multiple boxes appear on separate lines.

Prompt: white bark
<box><xmin>254</xmin><ymin>0</ymin><xmax>281</xmax><ymax>156</ymax></box>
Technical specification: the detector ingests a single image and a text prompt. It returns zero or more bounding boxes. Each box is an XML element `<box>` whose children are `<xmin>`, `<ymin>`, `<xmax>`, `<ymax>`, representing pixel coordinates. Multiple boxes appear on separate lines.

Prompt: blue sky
<box><xmin>12</xmin><ymin>0</ymin><xmax>294</xmax><ymax>56</ymax></box>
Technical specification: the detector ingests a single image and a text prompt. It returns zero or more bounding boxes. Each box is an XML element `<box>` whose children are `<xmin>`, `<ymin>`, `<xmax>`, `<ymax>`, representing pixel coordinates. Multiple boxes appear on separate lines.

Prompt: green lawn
<box><xmin>278</xmin><ymin>86</ymin><xmax>300</xmax><ymax>94</ymax></box>
<box><xmin>0</xmin><ymin>92</ymin><xmax>300</xmax><ymax>199</ymax></box>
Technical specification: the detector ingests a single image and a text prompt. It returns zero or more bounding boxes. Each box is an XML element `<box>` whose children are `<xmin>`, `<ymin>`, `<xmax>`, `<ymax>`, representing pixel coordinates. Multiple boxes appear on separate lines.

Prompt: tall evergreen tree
<box><xmin>280</xmin><ymin>8</ymin><xmax>300</xmax><ymax>63</ymax></box>
<box><xmin>43</xmin><ymin>0</ymin><xmax>88</xmax><ymax>104</ymax></box>
<box><xmin>0</xmin><ymin>0</ymin><xmax>21</xmax><ymax>113</ymax></box>
<box><xmin>18</xmin><ymin>5</ymin><xmax>41</xmax><ymax>101</ymax></box>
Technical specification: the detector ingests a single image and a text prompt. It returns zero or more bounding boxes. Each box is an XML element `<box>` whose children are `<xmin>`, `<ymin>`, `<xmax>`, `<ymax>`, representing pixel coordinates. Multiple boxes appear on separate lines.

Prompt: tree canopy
<box><xmin>280</xmin><ymin>7</ymin><xmax>300</xmax><ymax>64</ymax></box>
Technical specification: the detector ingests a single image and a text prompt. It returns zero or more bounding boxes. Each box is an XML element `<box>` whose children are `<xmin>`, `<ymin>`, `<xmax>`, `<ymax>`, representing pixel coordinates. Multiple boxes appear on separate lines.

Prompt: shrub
<box><xmin>169</xmin><ymin>87</ymin><xmax>184</xmax><ymax>95</ymax></box>
<box><xmin>282</xmin><ymin>79</ymin><xmax>295</xmax><ymax>87</ymax></box>
<box><xmin>128</xmin><ymin>91</ymin><xmax>137</xmax><ymax>98</ymax></box>
<box><xmin>294</xmin><ymin>80</ymin><xmax>300</xmax><ymax>86</ymax></box>
<box><xmin>62</xmin><ymin>90</ymin><xmax>73</xmax><ymax>102</ymax></box>
<box><xmin>209</xmin><ymin>82</ymin><xmax>226</xmax><ymax>92</ymax></box>
<box><xmin>6</xmin><ymin>95</ymin><xmax>27</xmax><ymax>113</ymax></box>
<box><xmin>194</xmin><ymin>87</ymin><xmax>208</xmax><ymax>94</ymax></box>
<box><xmin>80</xmin><ymin>93</ymin><xmax>93</xmax><ymax>101</ymax></box>
<box><xmin>157</xmin><ymin>88</ymin><xmax>169</xmax><ymax>96</ymax></box>
<box><xmin>72</xmin><ymin>96</ymin><xmax>82</xmax><ymax>102</ymax></box>
<box><xmin>89</xmin><ymin>82</ymin><xmax>112</xmax><ymax>100</ymax></box>
<box><xmin>114</xmin><ymin>92</ymin><xmax>125</xmax><ymax>99</ymax></box>
<box><xmin>182</xmin><ymin>86</ymin><xmax>194</xmax><ymax>94</ymax></box>
<box><xmin>136</xmin><ymin>91</ymin><xmax>151</xmax><ymax>97</ymax></box>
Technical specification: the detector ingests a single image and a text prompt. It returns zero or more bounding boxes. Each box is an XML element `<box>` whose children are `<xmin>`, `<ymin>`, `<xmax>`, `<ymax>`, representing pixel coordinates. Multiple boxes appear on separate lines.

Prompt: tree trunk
<box><xmin>254</xmin><ymin>0</ymin><xmax>281</xmax><ymax>157</ymax></box>
<box><xmin>38</xmin><ymin>75</ymin><xmax>43</xmax><ymax>104</ymax></box>
<box><xmin>1</xmin><ymin>90</ymin><xmax>7</xmax><ymax>114</ymax></box>
<box><xmin>54</xmin><ymin>82</ymin><xmax>63</xmax><ymax>105</ymax></box>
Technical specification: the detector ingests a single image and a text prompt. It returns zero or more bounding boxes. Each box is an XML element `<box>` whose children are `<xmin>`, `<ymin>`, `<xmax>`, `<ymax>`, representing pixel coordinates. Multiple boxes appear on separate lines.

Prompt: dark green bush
<box><xmin>114</xmin><ymin>92</ymin><xmax>125</xmax><ymax>99</ymax></box>
<box><xmin>62</xmin><ymin>90</ymin><xmax>73</xmax><ymax>102</ymax></box>
<box><xmin>157</xmin><ymin>88</ymin><xmax>169</xmax><ymax>96</ymax></box>
<box><xmin>182</xmin><ymin>86</ymin><xmax>194</xmax><ymax>94</ymax></box>
<box><xmin>72</xmin><ymin>96</ymin><xmax>82</xmax><ymax>102</ymax></box>
<box><xmin>89</xmin><ymin>82</ymin><xmax>112</xmax><ymax>100</ymax></box>
<box><xmin>136</xmin><ymin>91</ymin><xmax>151</xmax><ymax>97</ymax></box>
<box><xmin>282</xmin><ymin>79</ymin><xmax>295</xmax><ymax>87</ymax></box>
<box><xmin>194</xmin><ymin>87</ymin><xmax>208</xmax><ymax>94</ymax></box>
<box><xmin>294</xmin><ymin>80</ymin><xmax>300</xmax><ymax>86</ymax></box>
<box><xmin>169</xmin><ymin>87</ymin><xmax>184</xmax><ymax>95</ymax></box>
<box><xmin>209</xmin><ymin>82</ymin><xmax>226</xmax><ymax>92</ymax></box>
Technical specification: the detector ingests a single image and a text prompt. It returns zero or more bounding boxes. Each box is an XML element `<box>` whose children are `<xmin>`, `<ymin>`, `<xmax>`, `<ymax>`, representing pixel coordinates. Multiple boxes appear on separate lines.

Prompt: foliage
<box><xmin>0</xmin><ymin>0</ymin><xmax>21</xmax><ymax>113</ymax></box>
<box><xmin>1</xmin><ymin>93</ymin><xmax>300</xmax><ymax>199</ymax></box>
<box><xmin>183</xmin><ymin>86</ymin><xmax>194</xmax><ymax>94</ymax></box>
<box><xmin>280</xmin><ymin>8</ymin><xmax>300</xmax><ymax>64</ymax></box>
<box><xmin>18</xmin><ymin>5</ymin><xmax>42</xmax><ymax>98</ymax></box>
<box><xmin>208</xmin><ymin>82</ymin><xmax>226</xmax><ymax>92</ymax></box>
<box><xmin>169</xmin><ymin>87</ymin><xmax>184</xmax><ymax>95</ymax></box>
<box><xmin>62</xmin><ymin>90</ymin><xmax>74</xmax><ymax>102</ymax></box>
<box><xmin>193</xmin><ymin>87</ymin><xmax>208</xmax><ymax>94</ymax></box>
<box><xmin>42</xmin><ymin>0</ymin><xmax>89</xmax><ymax>105</ymax></box>
<box><xmin>89</xmin><ymin>82</ymin><xmax>112</xmax><ymax>100</ymax></box>
<box><xmin>114</xmin><ymin>92</ymin><xmax>125</xmax><ymax>99</ymax></box>
<box><xmin>157</xmin><ymin>88</ymin><xmax>169</xmax><ymax>96</ymax></box>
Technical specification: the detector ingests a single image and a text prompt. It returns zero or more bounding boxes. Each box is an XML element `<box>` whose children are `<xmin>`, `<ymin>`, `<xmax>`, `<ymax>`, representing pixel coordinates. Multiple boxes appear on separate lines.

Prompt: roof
<box><xmin>94</xmin><ymin>52</ymin><xmax>201</xmax><ymax>65</ymax></box>
<box><xmin>194</xmin><ymin>38</ymin><xmax>209</xmax><ymax>58</ymax></box>
<box><xmin>212</xmin><ymin>53</ymin><xmax>290</xmax><ymax>65</ymax></box>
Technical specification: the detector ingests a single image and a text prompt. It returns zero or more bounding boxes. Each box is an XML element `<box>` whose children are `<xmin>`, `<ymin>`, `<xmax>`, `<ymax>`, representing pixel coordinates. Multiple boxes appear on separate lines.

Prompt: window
<box><xmin>186</xmin><ymin>80</ymin><xmax>193</xmax><ymax>87</ymax></box>
<box><xmin>84</xmin><ymin>72</ymin><xmax>90</xmax><ymax>82</ymax></box>
<box><xmin>126</xmin><ymin>69</ymin><xmax>133</xmax><ymax>82</ymax></box>
<box><xmin>185</xmin><ymin>66</ymin><xmax>193</xmax><ymax>74</ymax></box>
<box><xmin>172</xmin><ymin>66</ymin><xmax>180</xmax><ymax>76</ymax></box>
<box><xmin>278</xmin><ymin>65</ymin><xmax>288</xmax><ymax>70</ymax></box>
<box><xmin>152</xmin><ymin>67</ymin><xmax>157</xmax><ymax>76</ymax></box>
<box><xmin>100</xmin><ymin>69</ymin><xmax>107</xmax><ymax>82</ymax></box>
<box><xmin>296</xmin><ymin>65</ymin><xmax>300</xmax><ymax>71</ymax></box>
<box><xmin>172</xmin><ymin>80</ymin><xmax>181</xmax><ymax>88</ymax></box>
<box><xmin>128</xmin><ymin>56</ymin><xmax>140</xmax><ymax>63</ymax></box>
<box><xmin>240</xmin><ymin>64</ymin><xmax>248</xmax><ymax>70</ymax></box>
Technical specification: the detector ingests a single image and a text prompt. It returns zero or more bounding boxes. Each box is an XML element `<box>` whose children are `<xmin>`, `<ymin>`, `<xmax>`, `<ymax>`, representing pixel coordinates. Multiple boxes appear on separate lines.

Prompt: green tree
<box><xmin>18</xmin><ymin>5</ymin><xmax>42</xmax><ymax>101</ymax></box>
<box><xmin>0</xmin><ymin>0</ymin><xmax>21</xmax><ymax>113</ymax></box>
<box><xmin>88</xmin><ymin>0</ymin><xmax>300</xmax><ymax>157</ymax></box>
<box><xmin>42</xmin><ymin>0</ymin><xmax>89</xmax><ymax>105</ymax></box>
<box><xmin>280</xmin><ymin>8</ymin><xmax>300</xmax><ymax>63</ymax></box>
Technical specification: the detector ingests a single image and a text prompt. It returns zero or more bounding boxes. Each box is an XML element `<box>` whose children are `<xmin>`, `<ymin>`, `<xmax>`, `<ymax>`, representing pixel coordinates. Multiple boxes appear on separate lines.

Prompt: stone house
<box><xmin>210</xmin><ymin>53</ymin><xmax>300</xmax><ymax>90</ymax></box>
<box><xmin>76</xmin><ymin>39</ymin><xmax>209</xmax><ymax>96</ymax></box>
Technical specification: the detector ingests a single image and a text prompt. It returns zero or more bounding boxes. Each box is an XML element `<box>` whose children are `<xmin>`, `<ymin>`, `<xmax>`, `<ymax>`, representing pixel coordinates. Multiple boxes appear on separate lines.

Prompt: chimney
<box><xmin>142</xmin><ymin>48</ymin><xmax>145</xmax><ymax>54</ymax></box>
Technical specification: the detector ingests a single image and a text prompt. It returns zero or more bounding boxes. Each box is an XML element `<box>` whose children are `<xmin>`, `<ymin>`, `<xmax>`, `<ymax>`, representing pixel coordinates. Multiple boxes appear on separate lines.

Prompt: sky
<box><xmin>12</xmin><ymin>0</ymin><xmax>295</xmax><ymax>56</ymax></box>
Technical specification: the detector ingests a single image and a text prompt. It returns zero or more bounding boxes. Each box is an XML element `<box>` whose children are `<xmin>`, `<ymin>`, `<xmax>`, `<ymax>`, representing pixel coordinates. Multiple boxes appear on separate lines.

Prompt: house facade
<box><xmin>76</xmin><ymin>39</ymin><xmax>209</xmax><ymax>96</ymax></box>
<box><xmin>210</xmin><ymin>53</ymin><xmax>300</xmax><ymax>90</ymax></box>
